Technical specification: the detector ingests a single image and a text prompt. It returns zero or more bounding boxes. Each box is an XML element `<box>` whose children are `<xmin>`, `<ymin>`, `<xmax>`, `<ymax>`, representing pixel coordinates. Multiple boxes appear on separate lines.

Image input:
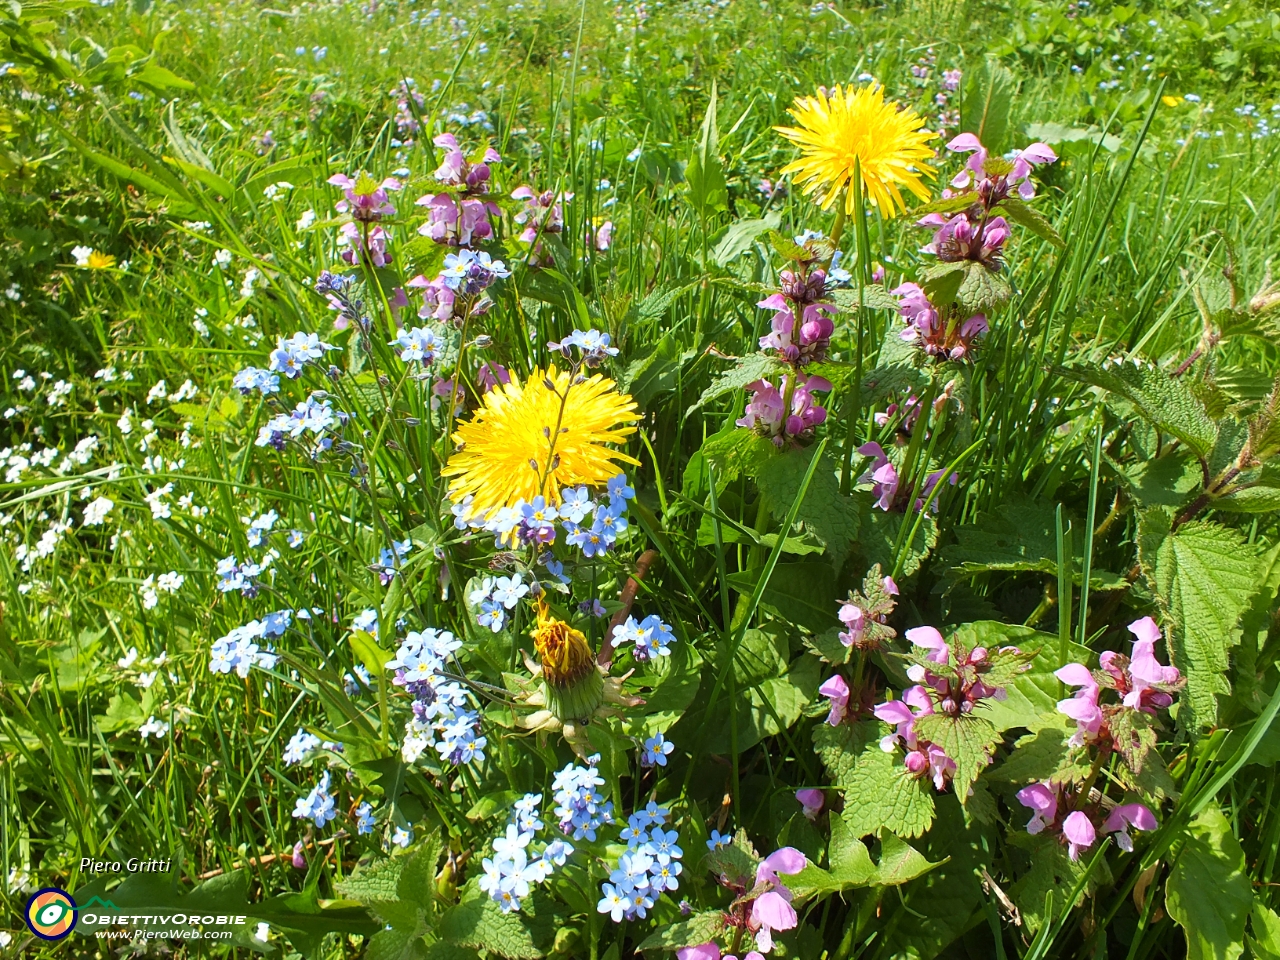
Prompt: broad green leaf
<box><xmin>350</xmin><ymin>629</ymin><xmax>393</xmax><ymax>676</ymax></box>
<box><xmin>956</xmin><ymin>260</ymin><xmax>1012</xmax><ymax>314</ymax></box>
<box><xmin>700</xmin><ymin>424</ymin><xmax>776</xmax><ymax>488</ymax></box>
<box><xmin>686</xmin><ymin>82</ymin><xmax>727</xmax><ymax>216</ymax></box>
<box><xmin>960</xmin><ymin>57</ymin><xmax>1015</xmax><ymax>154</ymax></box>
<box><xmin>913</xmin><ymin>713</ymin><xmax>1001</xmax><ymax>802</ymax></box>
<box><xmin>690</xmin><ymin>354</ymin><xmax>788</xmax><ymax>413</ymax></box>
<box><xmin>989</xmin><ymin>718</ymin><xmax>1091</xmax><ymax>787</ymax></box>
<box><xmin>829</xmin><ymin>284</ymin><xmax>900</xmax><ymax>313</ymax></box>
<box><xmin>711</xmin><ymin>212</ymin><xmax>781</xmax><ymax>266</ymax></box>
<box><xmin>439</xmin><ymin>895</ymin><xmax>543</xmax><ymax>960</ymax></box>
<box><xmin>1250</xmin><ymin>904</ymin><xmax>1280</xmax><ymax>960</ymax></box>
<box><xmin>1118</xmin><ymin>449</ymin><xmax>1202</xmax><ymax>509</ymax></box>
<box><xmin>725</xmin><ymin>561</ymin><xmax>835</xmax><ymax>633</ymax></box>
<box><xmin>399</xmin><ymin>834</ymin><xmax>445</xmax><ymax>913</ymax></box>
<box><xmin>790</xmin><ymin>814</ymin><xmax>876</xmax><ymax>899</ymax></box>
<box><xmin>751</xmin><ymin>443</ymin><xmax>861</xmax><ymax>561</ymax></box>
<box><xmin>860</xmin><ymin>507</ymin><xmax>938</xmax><ymax>579</ymax></box>
<box><xmin>1012</xmin><ymin>838</ymin><xmax>1091</xmax><ymax>934</ymax></box>
<box><xmin>1140</xmin><ymin>513</ymin><xmax>1261</xmax><ymax>727</ymax></box>
<box><xmin>1167</xmin><ymin>806</ymin><xmax>1253</xmax><ymax>960</ymax></box>
<box><xmin>635</xmin><ymin>911</ymin><xmax>726</xmax><ymax>951</ymax></box>
<box><xmin>841</xmin><ymin>743</ymin><xmax>936</xmax><ymax>839</ymax></box>
<box><xmin>873</xmin><ymin>832</ymin><xmax>942</xmax><ymax>886</ymax></box>
<box><xmin>1058</xmin><ymin>362</ymin><xmax>1219</xmax><ymax>458</ymax></box>
<box><xmin>336</xmin><ymin>857</ymin><xmax>403</xmax><ymax>904</ymax></box>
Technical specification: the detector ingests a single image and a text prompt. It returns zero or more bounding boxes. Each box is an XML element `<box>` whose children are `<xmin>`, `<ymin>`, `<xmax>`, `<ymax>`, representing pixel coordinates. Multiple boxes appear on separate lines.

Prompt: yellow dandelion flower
<box><xmin>442</xmin><ymin>365</ymin><xmax>640</xmax><ymax>511</ymax></box>
<box><xmin>775</xmin><ymin>84</ymin><xmax>937</xmax><ymax>217</ymax></box>
<box><xmin>86</xmin><ymin>251</ymin><xmax>117</xmax><ymax>269</ymax></box>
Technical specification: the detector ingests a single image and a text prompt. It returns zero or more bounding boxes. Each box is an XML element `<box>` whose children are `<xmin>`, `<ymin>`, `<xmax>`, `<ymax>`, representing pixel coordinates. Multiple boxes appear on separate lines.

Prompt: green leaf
<box><xmin>913</xmin><ymin>713</ymin><xmax>1001</xmax><ymax>802</ymax></box>
<box><xmin>399</xmin><ymin>834</ymin><xmax>445</xmax><ymax>913</ymax></box>
<box><xmin>1058</xmin><ymin>362</ymin><xmax>1219</xmax><ymax>459</ymax></box>
<box><xmin>1140</xmin><ymin>514</ymin><xmax>1261</xmax><ymax>727</ymax></box>
<box><xmin>1012</xmin><ymin>838</ymin><xmax>1092</xmax><ymax>935</ymax></box>
<box><xmin>1249</xmin><ymin>904</ymin><xmax>1280</xmax><ymax>960</ymax></box>
<box><xmin>686</xmin><ymin>82</ymin><xmax>727</xmax><ymax>216</ymax></box>
<box><xmin>1000</xmin><ymin>198</ymin><xmax>1065</xmax><ymax>248</ymax></box>
<box><xmin>635</xmin><ymin>911</ymin><xmax>726</xmax><ymax>951</ymax></box>
<box><xmin>860</xmin><ymin>507</ymin><xmax>938</xmax><ymax>579</ymax></box>
<box><xmin>829</xmin><ymin>284</ymin><xmax>900</xmax><ymax>313</ymax></box>
<box><xmin>956</xmin><ymin>260</ymin><xmax>1012</xmax><ymax>314</ymax></box>
<box><xmin>725</xmin><ymin>561</ymin><xmax>835</xmax><ymax>633</ymax></box>
<box><xmin>751</xmin><ymin>444</ymin><xmax>861</xmax><ymax>561</ymax></box>
<box><xmin>873</xmin><ymin>832</ymin><xmax>943</xmax><ymax>886</ymax></box>
<box><xmin>960</xmin><ymin>57</ymin><xmax>1016</xmax><ymax>154</ymax></box>
<box><xmin>336</xmin><ymin>857</ymin><xmax>403</xmax><ymax>904</ymax></box>
<box><xmin>841</xmin><ymin>743</ymin><xmax>936</xmax><ymax>839</ymax></box>
<box><xmin>1109</xmin><ymin>707</ymin><xmax>1158</xmax><ymax>774</ymax></box>
<box><xmin>350</xmin><ymin>629</ymin><xmax>393</xmax><ymax>676</ymax></box>
<box><xmin>711</xmin><ymin>212</ymin><xmax>781</xmax><ymax>266</ymax></box>
<box><xmin>1167</xmin><ymin>806</ymin><xmax>1253</xmax><ymax>960</ymax></box>
<box><xmin>989</xmin><ymin>718</ymin><xmax>1092</xmax><ymax>787</ymax></box>
<box><xmin>439</xmin><ymin>895</ymin><xmax>544</xmax><ymax>960</ymax></box>
<box><xmin>768</xmin><ymin>229</ymin><xmax>810</xmax><ymax>262</ymax></box>
<box><xmin>690</xmin><ymin>354</ymin><xmax>788</xmax><ymax>413</ymax></box>
<box><xmin>700</xmin><ymin>424</ymin><xmax>776</xmax><ymax>488</ymax></box>
<box><xmin>1118</xmin><ymin>449</ymin><xmax>1203</xmax><ymax>509</ymax></box>
<box><xmin>790</xmin><ymin>814</ymin><xmax>876</xmax><ymax>899</ymax></box>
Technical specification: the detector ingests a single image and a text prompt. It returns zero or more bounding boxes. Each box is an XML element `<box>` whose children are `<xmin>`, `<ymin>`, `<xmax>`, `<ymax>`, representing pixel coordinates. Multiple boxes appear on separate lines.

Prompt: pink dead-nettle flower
<box><xmin>945</xmin><ymin>133</ymin><xmax>1057</xmax><ymax>200</ymax></box>
<box><xmin>736</xmin><ymin>374</ymin><xmax>831</xmax><ymax>448</ymax></box>
<box><xmin>328</xmin><ymin>173</ymin><xmax>401</xmax><ymax>222</ymax></box>
<box><xmin>749</xmin><ymin>847</ymin><xmax>806</xmax><ymax>953</ymax></box>
<box><xmin>512</xmin><ymin>185</ymin><xmax>572</xmax><ymax>241</ymax></box>
<box><xmin>1062</xmin><ymin>810</ymin><xmax>1096</xmax><ymax>861</ymax></box>
<box><xmin>415</xmin><ymin>194</ymin><xmax>500</xmax><ymax>246</ymax></box>
<box><xmin>795</xmin><ymin>788</ymin><xmax>824</xmax><ymax>820</ymax></box>
<box><xmin>1016</xmin><ymin>782</ymin><xmax>1059</xmax><ymax>835</ymax></box>
<box><xmin>873</xmin><ymin>685</ymin><xmax>957</xmax><ymax>791</ymax></box>
<box><xmin>407</xmin><ymin>273</ymin><xmax>457</xmax><ymax>322</ymax></box>
<box><xmin>1056</xmin><ymin>616</ymin><xmax>1182</xmax><ymax>742</ymax></box>
<box><xmin>432</xmin><ymin>132</ymin><xmax>501</xmax><ymax>191</ymax></box>
<box><xmin>756</xmin><ymin>267</ymin><xmax>838</xmax><ymax>366</ymax></box>
<box><xmin>677</xmin><ymin>946</ymin><xmax>765</xmax><ymax>960</ymax></box>
<box><xmin>477</xmin><ymin>362</ymin><xmax>511</xmax><ymax>393</ymax></box>
<box><xmin>921</xmin><ymin>213</ymin><xmax>1010</xmax><ymax>269</ymax></box>
<box><xmin>818</xmin><ymin>674</ymin><xmax>850</xmax><ymax>727</ymax></box>
<box><xmin>1102</xmin><ymin>803</ymin><xmax>1158</xmax><ymax>852</ymax></box>
<box><xmin>1056</xmin><ymin>662</ymin><xmax>1103</xmax><ymax>746</ymax></box>
<box><xmin>894</xmin><ymin>282</ymin><xmax>988</xmax><ymax>361</ymax></box>
<box><xmin>856</xmin><ymin>442</ymin><xmax>899</xmax><ymax>511</ymax></box>
<box><xmin>339</xmin><ymin>223</ymin><xmax>392</xmax><ymax>268</ymax></box>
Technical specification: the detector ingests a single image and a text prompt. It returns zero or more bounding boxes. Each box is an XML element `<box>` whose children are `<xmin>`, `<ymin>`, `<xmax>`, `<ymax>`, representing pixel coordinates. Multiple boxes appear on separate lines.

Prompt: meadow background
<box><xmin>2</xmin><ymin>0</ymin><xmax>1280</xmax><ymax>957</ymax></box>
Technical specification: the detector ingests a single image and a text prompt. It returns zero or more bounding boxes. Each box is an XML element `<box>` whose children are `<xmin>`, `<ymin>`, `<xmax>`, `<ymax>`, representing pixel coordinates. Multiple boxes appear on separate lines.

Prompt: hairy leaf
<box><xmin>439</xmin><ymin>895</ymin><xmax>543</xmax><ymax>960</ymax></box>
<box><xmin>690</xmin><ymin>354</ymin><xmax>788</xmax><ymax>413</ymax></box>
<box><xmin>635</xmin><ymin>911</ymin><xmax>726</xmax><ymax>951</ymax></box>
<box><xmin>1000</xmin><ymin>198</ymin><xmax>1065</xmax><ymax>248</ymax></box>
<box><xmin>711</xmin><ymin>212</ymin><xmax>782</xmax><ymax>266</ymax></box>
<box><xmin>914</xmin><ymin>713</ymin><xmax>1002</xmax><ymax>801</ymax></box>
<box><xmin>1141</xmin><ymin>513</ymin><xmax>1261</xmax><ymax>727</ymax></box>
<box><xmin>841</xmin><ymin>745</ymin><xmax>936</xmax><ymax>839</ymax></box>
<box><xmin>751</xmin><ymin>443</ymin><xmax>861</xmax><ymax>561</ymax></box>
<box><xmin>1058</xmin><ymin>362</ymin><xmax>1219</xmax><ymax>458</ymax></box>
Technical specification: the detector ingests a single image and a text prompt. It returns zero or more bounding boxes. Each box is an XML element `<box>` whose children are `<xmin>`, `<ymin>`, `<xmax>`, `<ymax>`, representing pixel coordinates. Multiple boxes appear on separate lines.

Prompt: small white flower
<box><xmin>138</xmin><ymin>715</ymin><xmax>169</xmax><ymax>739</ymax></box>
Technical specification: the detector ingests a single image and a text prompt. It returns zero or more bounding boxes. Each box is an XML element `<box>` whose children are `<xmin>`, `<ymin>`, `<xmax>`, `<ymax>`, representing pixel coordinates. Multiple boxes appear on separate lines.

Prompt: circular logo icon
<box><xmin>25</xmin><ymin>888</ymin><xmax>78</xmax><ymax>941</ymax></box>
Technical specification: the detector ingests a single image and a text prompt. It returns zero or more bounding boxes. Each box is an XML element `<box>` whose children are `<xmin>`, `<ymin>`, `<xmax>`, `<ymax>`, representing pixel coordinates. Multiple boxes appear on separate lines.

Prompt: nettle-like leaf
<box><xmin>1108</xmin><ymin>706</ymin><xmax>1158</xmax><ymax>774</ymax></box>
<box><xmin>1011</xmin><ymin>836</ymin><xmax>1104</xmax><ymax>935</ymax></box>
<box><xmin>913</xmin><ymin>713</ymin><xmax>1002</xmax><ymax>803</ymax></box>
<box><xmin>989</xmin><ymin>718</ymin><xmax>1092</xmax><ymax>787</ymax></box>
<box><xmin>751</xmin><ymin>443</ymin><xmax>862</xmax><ymax>561</ymax></box>
<box><xmin>1167</xmin><ymin>806</ymin><xmax>1254</xmax><ymax>960</ymax></box>
<box><xmin>841</xmin><ymin>742</ymin><xmax>936</xmax><ymax>839</ymax></box>
<box><xmin>1058</xmin><ymin>361</ymin><xmax>1219</xmax><ymax>459</ymax></box>
<box><xmin>1000</xmin><ymin>198</ymin><xmax>1065</xmax><ymax>248</ymax></box>
<box><xmin>956</xmin><ymin>260</ymin><xmax>1012</xmax><ymax>314</ymax></box>
<box><xmin>690</xmin><ymin>354</ymin><xmax>789</xmax><ymax>413</ymax></box>
<box><xmin>437</xmin><ymin>889</ymin><xmax>547</xmax><ymax>960</ymax></box>
<box><xmin>635</xmin><ymin>911</ymin><xmax>726</xmax><ymax>952</ymax></box>
<box><xmin>1139</xmin><ymin>511</ymin><xmax>1262</xmax><ymax>728</ymax></box>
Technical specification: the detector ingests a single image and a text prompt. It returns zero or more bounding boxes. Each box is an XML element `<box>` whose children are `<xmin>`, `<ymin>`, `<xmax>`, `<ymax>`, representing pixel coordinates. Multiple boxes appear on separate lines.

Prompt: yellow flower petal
<box><xmin>442</xmin><ymin>365</ymin><xmax>640</xmax><ymax>512</ymax></box>
<box><xmin>775</xmin><ymin>83</ymin><xmax>937</xmax><ymax>217</ymax></box>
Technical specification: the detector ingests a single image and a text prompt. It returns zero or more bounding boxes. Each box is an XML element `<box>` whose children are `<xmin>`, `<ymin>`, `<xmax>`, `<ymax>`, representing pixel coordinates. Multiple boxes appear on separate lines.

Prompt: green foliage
<box><xmin>1141</xmin><ymin>513</ymin><xmax>1261</xmax><ymax>727</ymax></box>
<box><xmin>1167</xmin><ymin>806</ymin><xmax>1254</xmax><ymax>960</ymax></box>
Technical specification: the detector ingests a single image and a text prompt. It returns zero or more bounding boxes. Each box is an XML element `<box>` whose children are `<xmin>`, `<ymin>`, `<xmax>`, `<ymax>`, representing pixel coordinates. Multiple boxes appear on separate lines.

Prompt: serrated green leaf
<box><xmin>1250</xmin><ymin>904</ymin><xmax>1280</xmax><ymax>960</ymax></box>
<box><xmin>960</xmin><ymin>57</ymin><xmax>1015</xmax><ymax>153</ymax></box>
<box><xmin>700</xmin><ymin>424</ymin><xmax>777</xmax><ymax>489</ymax></box>
<box><xmin>1001</xmin><ymin>198</ymin><xmax>1065</xmax><ymax>248</ymax></box>
<box><xmin>1058</xmin><ymin>362</ymin><xmax>1219</xmax><ymax>458</ymax></box>
<box><xmin>690</xmin><ymin>354</ymin><xmax>788</xmax><ymax>413</ymax></box>
<box><xmin>336</xmin><ymin>857</ymin><xmax>404</xmax><ymax>904</ymax></box>
<box><xmin>751</xmin><ymin>443</ymin><xmax>861</xmax><ymax>561</ymax></box>
<box><xmin>803</xmin><ymin>626</ymin><xmax>853</xmax><ymax>665</ymax></box>
<box><xmin>725</xmin><ymin>561</ymin><xmax>834</xmax><ymax>633</ymax></box>
<box><xmin>860</xmin><ymin>507</ymin><xmax>938</xmax><ymax>579</ymax></box>
<box><xmin>914</xmin><ymin>713</ymin><xmax>1001</xmax><ymax>802</ymax></box>
<box><xmin>1012</xmin><ymin>839</ymin><xmax>1091</xmax><ymax>935</ymax></box>
<box><xmin>635</xmin><ymin>911</ymin><xmax>726</xmax><ymax>951</ymax></box>
<box><xmin>1167</xmin><ymin>806</ymin><xmax>1253</xmax><ymax>960</ymax></box>
<box><xmin>920</xmin><ymin>260</ymin><xmax>965</xmax><ymax>306</ymax></box>
<box><xmin>841</xmin><ymin>744</ymin><xmax>936</xmax><ymax>839</ymax></box>
<box><xmin>439</xmin><ymin>896</ymin><xmax>543</xmax><ymax>960</ymax></box>
<box><xmin>399</xmin><ymin>834</ymin><xmax>444</xmax><ymax>913</ymax></box>
<box><xmin>1141</xmin><ymin>514</ymin><xmax>1261</xmax><ymax>728</ymax></box>
<box><xmin>1109</xmin><ymin>707</ymin><xmax>1158</xmax><ymax>774</ymax></box>
<box><xmin>956</xmin><ymin>260</ymin><xmax>1012</xmax><ymax>314</ymax></box>
<box><xmin>813</xmin><ymin>720</ymin><xmax>875</xmax><ymax>786</ymax></box>
<box><xmin>989</xmin><ymin>719</ymin><xmax>1091</xmax><ymax>787</ymax></box>
<box><xmin>830</xmin><ymin>284</ymin><xmax>900</xmax><ymax>313</ymax></box>
<box><xmin>768</xmin><ymin>229</ymin><xmax>810</xmax><ymax>262</ymax></box>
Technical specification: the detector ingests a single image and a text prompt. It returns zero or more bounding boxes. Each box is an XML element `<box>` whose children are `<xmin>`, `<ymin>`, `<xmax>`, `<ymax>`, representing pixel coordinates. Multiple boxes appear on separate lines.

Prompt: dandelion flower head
<box><xmin>442</xmin><ymin>366</ymin><xmax>639</xmax><ymax>513</ymax></box>
<box><xmin>775</xmin><ymin>83</ymin><xmax>937</xmax><ymax>217</ymax></box>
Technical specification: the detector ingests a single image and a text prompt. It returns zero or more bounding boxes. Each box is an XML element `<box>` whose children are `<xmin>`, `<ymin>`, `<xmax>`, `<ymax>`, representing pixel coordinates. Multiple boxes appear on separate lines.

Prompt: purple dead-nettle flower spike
<box><xmin>757</xmin><ymin>267</ymin><xmax>837</xmax><ymax>365</ymax></box>
<box><xmin>942</xmin><ymin>68</ymin><xmax>962</xmax><ymax>91</ymax></box>
<box><xmin>1102</xmin><ymin>803</ymin><xmax>1157</xmax><ymax>852</ymax></box>
<box><xmin>736</xmin><ymin>374</ymin><xmax>831</xmax><ymax>448</ymax></box>
<box><xmin>407</xmin><ymin>272</ymin><xmax>458</xmax><ymax>322</ymax></box>
<box><xmin>923</xmin><ymin>213</ymin><xmax>1010</xmax><ymax>269</ymax></box>
<box><xmin>835</xmin><ymin>565</ymin><xmax>899</xmax><ymax>651</ymax></box>
<box><xmin>415</xmin><ymin>192</ymin><xmax>501</xmax><ymax>246</ymax></box>
<box><xmin>431</xmin><ymin>132</ymin><xmax>501</xmax><ymax>192</ymax></box>
<box><xmin>1015</xmin><ymin>782</ymin><xmax>1059</xmax><ymax>835</ymax></box>
<box><xmin>1103</xmin><ymin>616</ymin><xmax>1183</xmax><ymax>713</ymax></box>
<box><xmin>893</xmin><ymin>282</ymin><xmax>987</xmax><ymax>360</ymax></box>
<box><xmin>1062</xmin><ymin>810</ymin><xmax>1096</xmax><ymax>861</ymax></box>
<box><xmin>750</xmin><ymin>847</ymin><xmax>806</xmax><ymax>953</ymax></box>
<box><xmin>339</xmin><ymin>222</ymin><xmax>393</xmax><ymax>268</ymax></box>
<box><xmin>328</xmin><ymin>173</ymin><xmax>401</xmax><ymax>222</ymax></box>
